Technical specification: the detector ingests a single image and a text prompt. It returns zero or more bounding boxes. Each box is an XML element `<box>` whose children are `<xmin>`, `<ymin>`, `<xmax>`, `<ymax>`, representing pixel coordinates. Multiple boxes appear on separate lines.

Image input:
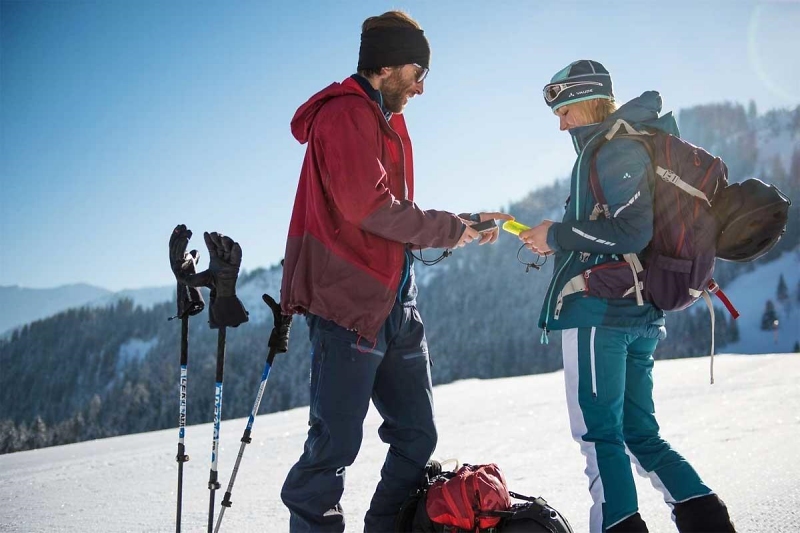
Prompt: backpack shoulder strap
<box><xmin>588</xmin><ymin>121</ymin><xmax>651</xmax><ymax>307</ymax></box>
<box><xmin>605</xmin><ymin>118</ymin><xmax>657</xmax><ymax>160</ymax></box>
<box><xmin>589</xmin><ymin>119</ymin><xmax>656</xmax><ymax>213</ymax></box>
<box><xmin>588</xmin><ymin>150</ymin><xmax>609</xmax><ymax>219</ymax></box>
<box><xmin>609</xmin><ymin>122</ymin><xmax>715</xmax><ymax>207</ymax></box>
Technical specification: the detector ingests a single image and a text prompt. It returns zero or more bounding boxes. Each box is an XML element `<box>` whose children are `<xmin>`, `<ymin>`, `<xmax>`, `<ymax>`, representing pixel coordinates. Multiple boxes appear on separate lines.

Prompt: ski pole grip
<box><xmin>262</xmin><ymin>294</ymin><xmax>292</xmax><ymax>353</ymax></box>
<box><xmin>176</xmin><ymin>250</ymin><xmax>205</xmax><ymax>318</ymax></box>
<box><xmin>177</xmin><ymin>283</ymin><xmax>205</xmax><ymax>318</ymax></box>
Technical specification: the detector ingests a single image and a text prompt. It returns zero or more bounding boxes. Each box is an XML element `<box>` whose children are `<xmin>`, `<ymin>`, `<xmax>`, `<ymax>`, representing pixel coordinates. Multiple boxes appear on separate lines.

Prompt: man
<box><xmin>279</xmin><ymin>11</ymin><xmax>511</xmax><ymax>532</ymax></box>
<box><xmin>520</xmin><ymin>59</ymin><xmax>735</xmax><ymax>532</ymax></box>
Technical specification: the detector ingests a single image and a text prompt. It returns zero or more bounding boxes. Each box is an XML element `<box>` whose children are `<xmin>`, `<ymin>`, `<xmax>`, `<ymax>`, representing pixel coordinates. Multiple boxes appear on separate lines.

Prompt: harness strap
<box><xmin>700</xmin><ymin>291</ymin><xmax>716</xmax><ymax>384</ymax></box>
<box><xmin>655</xmin><ymin>166</ymin><xmax>712</xmax><ymax>207</ymax></box>
<box><xmin>622</xmin><ymin>253</ymin><xmax>644</xmax><ymax>305</ymax></box>
<box><xmin>554</xmin><ymin>274</ymin><xmax>588</xmax><ymax>319</ymax></box>
<box><xmin>624</xmin><ymin>253</ymin><xmax>644</xmax><ymax>273</ymax></box>
<box><xmin>698</xmin><ymin>280</ymin><xmax>739</xmax><ymax>385</ymax></box>
<box><xmin>621</xmin><ymin>282</ymin><xmax>643</xmax><ymax>298</ymax></box>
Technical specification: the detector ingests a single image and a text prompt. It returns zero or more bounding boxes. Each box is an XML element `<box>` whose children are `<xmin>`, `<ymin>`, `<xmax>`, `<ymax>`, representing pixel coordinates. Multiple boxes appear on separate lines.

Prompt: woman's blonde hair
<box><xmin>571</xmin><ymin>98</ymin><xmax>618</xmax><ymax>124</ymax></box>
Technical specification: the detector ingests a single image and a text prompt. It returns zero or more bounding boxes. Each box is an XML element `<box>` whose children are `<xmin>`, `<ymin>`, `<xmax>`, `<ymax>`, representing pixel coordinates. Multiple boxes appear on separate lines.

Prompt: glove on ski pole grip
<box><xmin>177</xmin><ymin>250</ymin><xmax>205</xmax><ymax>318</ymax></box>
<box><xmin>169</xmin><ymin>224</ymin><xmax>206</xmax><ymax>319</ymax></box>
<box><xmin>204</xmin><ymin>231</ymin><xmax>248</xmax><ymax>329</ymax></box>
<box><xmin>262</xmin><ymin>294</ymin><xmax>292</xmax><ymax>353</ymax></box>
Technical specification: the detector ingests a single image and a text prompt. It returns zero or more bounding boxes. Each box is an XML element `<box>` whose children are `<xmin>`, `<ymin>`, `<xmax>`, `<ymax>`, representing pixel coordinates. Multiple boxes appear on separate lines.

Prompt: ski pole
<box><xmin>207</xmin><ymin>326</ymin><xmax>227</xmax><ymax>533</ymax></box>
<box><xmin>169</xmin><ymin>250</ymin><xmax>204</xmax><ymax>533</ymax></box>
<box><xmin>170</xmin><ymin>227</ymin><xmax>247</xmax><ymax>532</ymax></box>
<box><xmin>214</xmin><ymin>294</ymin><xmax>292</xmax><ymax>533</ymax></box>
<box><xmin>176</xmin><ymin>315</ymin><xmax>189</xmax><ymax>533</ymax></box>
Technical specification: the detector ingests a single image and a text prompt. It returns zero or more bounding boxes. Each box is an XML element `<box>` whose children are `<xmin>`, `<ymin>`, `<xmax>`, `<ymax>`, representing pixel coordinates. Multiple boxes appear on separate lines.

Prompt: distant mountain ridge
<box><xmin>0</xmin><ymin>264</ymin><xmax>286</xmax><ymax>337</ymax></box>
<box><xmin>0</xmin><ymin>284</ymin><xmax>112</xmax><ymax>334</ymax></box>
<box><xmin>0</xmin><ymin>284</ymin><xmax>174</xmax><ymax>336</ymax></box>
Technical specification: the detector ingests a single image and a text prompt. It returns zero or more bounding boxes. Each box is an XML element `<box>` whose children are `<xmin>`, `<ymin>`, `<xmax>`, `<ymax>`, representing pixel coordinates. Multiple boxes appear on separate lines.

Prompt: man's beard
<box><xmin>380</xmin><ymin>70</ymin><xmax>413</xmax><ymax>114</ymax></box>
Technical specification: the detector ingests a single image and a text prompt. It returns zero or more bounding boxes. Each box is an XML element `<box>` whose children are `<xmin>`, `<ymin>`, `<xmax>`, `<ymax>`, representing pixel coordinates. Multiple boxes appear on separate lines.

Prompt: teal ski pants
<box><xmin>561</xmin><ymin>327</ymin><xmax>712</xmax><ymax>532</ymax></box>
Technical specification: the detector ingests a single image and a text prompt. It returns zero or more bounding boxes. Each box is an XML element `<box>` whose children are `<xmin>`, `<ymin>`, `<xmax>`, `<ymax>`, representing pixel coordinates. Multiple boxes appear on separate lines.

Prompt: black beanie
<box><xmin>357</xmin><ymin>27</ymin><xmax>430</xmax><ymax>71</ymax></box>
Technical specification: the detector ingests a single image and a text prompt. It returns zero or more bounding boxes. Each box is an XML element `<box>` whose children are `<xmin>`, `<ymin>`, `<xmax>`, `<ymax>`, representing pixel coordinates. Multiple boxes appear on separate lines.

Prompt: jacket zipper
<box><xmin>384</xmin><ymin>117</ymin><xmax>408</xmax><ymax>290</ymax></box>
<box><xmin>590</xmin><ymin>327</ymin><xmax>598</xmax><ymax>398</ymax></box>
<box><xmin>541</xmin><ymin>130</ymin><xmax>606</xmax><ymax>341</ymax></box>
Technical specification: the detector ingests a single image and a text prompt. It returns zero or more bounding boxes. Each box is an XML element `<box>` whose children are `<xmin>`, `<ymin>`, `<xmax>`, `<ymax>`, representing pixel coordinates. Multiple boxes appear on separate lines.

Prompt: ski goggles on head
<box><xmin>543</xmin><ymin>80</ymin><xmax>604</xmax><ymax>103</ymax></box>
<box><xmin>412</xmin><ymin>63</ymin><xmax>429</xmax><ymax>83</ymax></box>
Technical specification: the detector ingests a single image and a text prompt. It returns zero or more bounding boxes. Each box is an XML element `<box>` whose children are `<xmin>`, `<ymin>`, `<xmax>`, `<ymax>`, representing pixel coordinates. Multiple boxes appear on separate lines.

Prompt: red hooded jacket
<box><xmin>280</xmin><ymin>77</ymin><xmax>464</xmax><ymax>341</ymax></box>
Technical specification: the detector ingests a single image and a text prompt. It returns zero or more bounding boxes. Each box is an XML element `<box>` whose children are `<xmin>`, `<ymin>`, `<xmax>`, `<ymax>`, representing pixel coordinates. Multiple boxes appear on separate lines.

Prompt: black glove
<box><xmin>201</xmin><ymin>231</ymin><xmax>249</xmax><ymax>329</ymax></box>
<box><xmin>169</xmin><ymin>224</ymin><xmax>205</xmax><ymax>318</ymax></box>
<box><xmin>262</xmin><ymin>294</ymin><xmax>292</xmax><ymax>353</ymax></box>
<box><xmin>170</xmin><ymin>225</ymin><xmax>248</xmax><ymax>328</ymax></box>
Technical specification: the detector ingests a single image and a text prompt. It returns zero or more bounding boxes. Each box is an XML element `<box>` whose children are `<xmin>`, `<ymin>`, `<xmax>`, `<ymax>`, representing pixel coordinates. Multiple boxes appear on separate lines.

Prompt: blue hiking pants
<box><xmin>561</xmin><ymin>327</ymin><xmax>712</xmax><ymax>532</ymax></box>
<box><xmin>281</xmin><ymin>301</ymin><xmax>436</xmax><ymax>532</ymax></box>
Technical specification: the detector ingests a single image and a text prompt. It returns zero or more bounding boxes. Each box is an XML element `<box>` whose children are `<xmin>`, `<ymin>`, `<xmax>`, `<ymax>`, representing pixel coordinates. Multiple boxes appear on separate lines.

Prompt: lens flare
<box><xmin>746</xmin><ymin>4</ymin><xmax>799</xmax><ymax>105</ymax></box>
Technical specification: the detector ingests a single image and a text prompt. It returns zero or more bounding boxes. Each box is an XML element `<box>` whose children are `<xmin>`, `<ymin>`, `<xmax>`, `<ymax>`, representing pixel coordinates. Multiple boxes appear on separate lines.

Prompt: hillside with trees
<box><xmin>1</xmin><ymin>103</ymin><xmax>797</xmax><ymax>454</ymax></box>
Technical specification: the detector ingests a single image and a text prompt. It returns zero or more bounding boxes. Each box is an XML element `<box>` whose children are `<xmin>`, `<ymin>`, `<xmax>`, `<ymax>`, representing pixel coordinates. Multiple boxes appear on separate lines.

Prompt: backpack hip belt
<box><xmin>554</xmin><ymin>253</ymin><xmax>644</xmax><ymax>320</ymax></box>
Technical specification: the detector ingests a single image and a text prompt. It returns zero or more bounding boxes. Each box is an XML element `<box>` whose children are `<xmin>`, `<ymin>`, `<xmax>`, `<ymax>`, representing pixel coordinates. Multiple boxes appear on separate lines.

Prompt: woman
<box><xmin>520</xmin><ymin>60</ymin><xmax>736</xmax><ymax>533</ymax></box>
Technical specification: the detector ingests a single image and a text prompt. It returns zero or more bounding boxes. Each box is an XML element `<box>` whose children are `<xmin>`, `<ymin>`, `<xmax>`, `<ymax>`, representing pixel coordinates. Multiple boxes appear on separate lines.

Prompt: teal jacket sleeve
<box><xmin>547</xmin><ymin>140</ymin><xmax>654</xmax><ymax>254</ymax></box>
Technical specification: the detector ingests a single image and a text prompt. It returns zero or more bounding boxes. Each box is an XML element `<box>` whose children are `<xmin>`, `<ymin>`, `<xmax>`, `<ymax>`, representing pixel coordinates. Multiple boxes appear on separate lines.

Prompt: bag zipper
<box><xmin>583</xmin><ymin>261</ymin><xmax>629</xmax><ymax>294</ymax></box>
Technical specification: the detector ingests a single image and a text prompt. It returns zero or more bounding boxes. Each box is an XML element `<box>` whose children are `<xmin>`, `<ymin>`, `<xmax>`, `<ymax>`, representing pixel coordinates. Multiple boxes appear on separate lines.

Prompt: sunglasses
<box><xmin>412</xmin><ymin>63</ymin><xmax>429</xmax><ymax>83</ymax></box>
<box><xmin>543</xmin><ymin>81</ymin><xmax>603</xmax><ymax>103</ymax></box>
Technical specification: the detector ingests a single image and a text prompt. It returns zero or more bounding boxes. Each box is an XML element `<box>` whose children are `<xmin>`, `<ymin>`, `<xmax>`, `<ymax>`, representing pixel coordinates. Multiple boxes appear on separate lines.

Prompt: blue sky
<box><xmin>1</xmin><ymin>0</ymin><xmax>798</xmax><ymax>291</ymax></box>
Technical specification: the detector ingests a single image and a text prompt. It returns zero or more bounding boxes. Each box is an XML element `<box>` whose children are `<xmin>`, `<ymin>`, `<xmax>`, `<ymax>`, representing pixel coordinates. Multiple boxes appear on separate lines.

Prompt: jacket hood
<box><xmin>569</xmin><ymin>90</ymin><xmax>679</xmax><ymax>152</ymax></box>
<box><xmin>290</xmin><ymin>78</ymin><xmax>372</xmax><ymax>144</ymax></box>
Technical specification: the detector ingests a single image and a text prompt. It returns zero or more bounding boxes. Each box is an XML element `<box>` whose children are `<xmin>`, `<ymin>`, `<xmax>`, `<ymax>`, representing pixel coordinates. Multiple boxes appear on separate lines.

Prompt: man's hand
<box><xmin>455</xmin><ymin>223</ymin><xmax>479</xmax><ymax>248</ymax></box>
<box><xmin>457</xmin><ymin>211</ymin><xmax>515</xmax><ymax>246</ymax></box>
<box><xmin>519</xmin><ymin>220</ymin><xmax>555</xmax><ymax>254</ymax></box>
<box><xmin>471</xmin><ymin>211</ymin><xmax>514</xmax><ymax>244</ymax></box>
